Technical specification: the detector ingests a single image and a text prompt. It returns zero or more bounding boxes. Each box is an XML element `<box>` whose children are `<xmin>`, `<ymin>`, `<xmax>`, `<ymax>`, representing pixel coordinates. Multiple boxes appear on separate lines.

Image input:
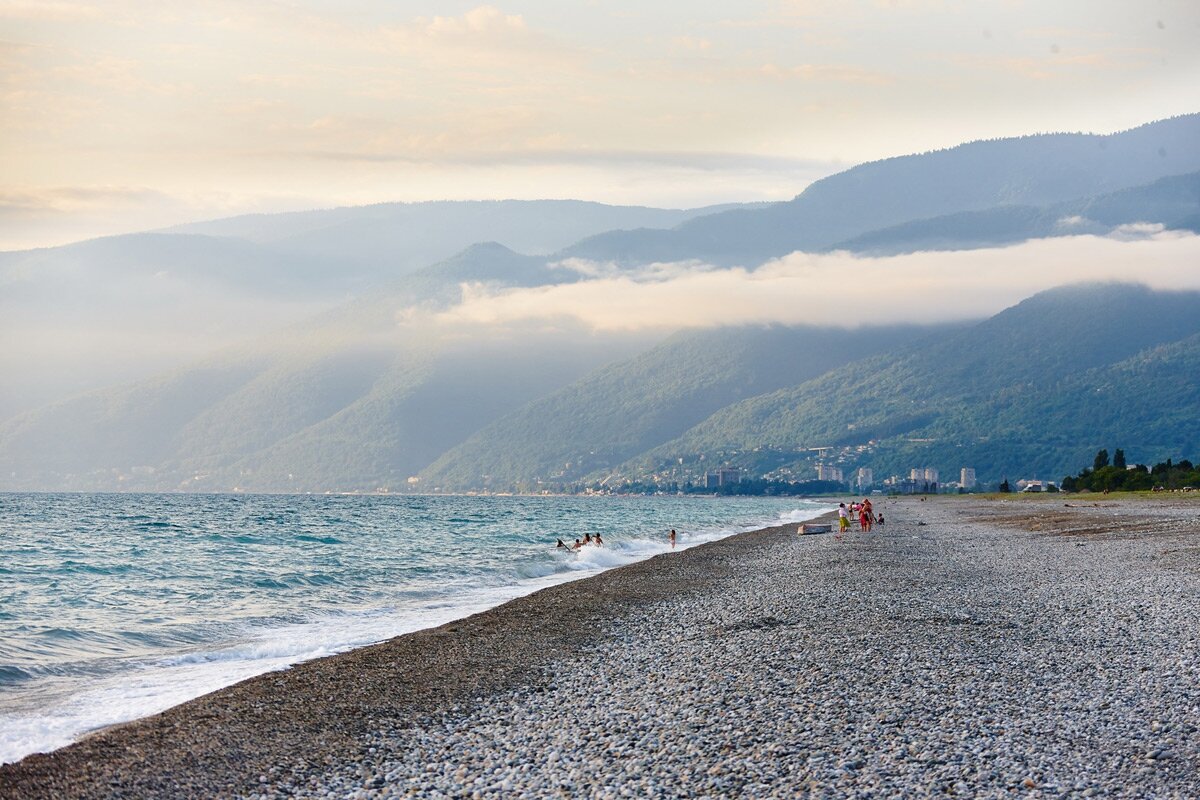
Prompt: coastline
<box><xmin>3</xmin><ymin>496</ymin><xmax>1198</xmax><ymax>798</ymax></box>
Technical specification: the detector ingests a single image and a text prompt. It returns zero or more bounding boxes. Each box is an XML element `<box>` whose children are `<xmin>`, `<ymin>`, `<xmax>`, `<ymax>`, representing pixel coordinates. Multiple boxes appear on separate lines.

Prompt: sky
<box><xmin>2</xmin><ymin>0</ymin><xmax>1199</xmax><ymax>250</ymax></box>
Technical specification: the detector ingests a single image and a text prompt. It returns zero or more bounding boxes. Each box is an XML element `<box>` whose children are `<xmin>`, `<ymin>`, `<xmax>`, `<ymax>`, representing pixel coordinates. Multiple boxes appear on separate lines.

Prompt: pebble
<box><xmin>61</xmin><ymin>498</ymin><xmax>1200</xmax><ymax>800</ymax></box>
<box><xmin>246</xmin><ymin>497</ymin><xmax>1200</xmax><ymax>798</ymax></box>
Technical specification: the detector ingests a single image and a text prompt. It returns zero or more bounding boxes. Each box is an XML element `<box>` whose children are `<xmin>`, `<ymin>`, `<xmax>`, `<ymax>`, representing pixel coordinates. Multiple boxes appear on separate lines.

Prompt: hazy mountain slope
<box><xmin>203</xmin><ymin>337</ymin><xmax>637</xmax><ymax>493</ymax></box>
<box><xmin>0</xmin><ymin>245</ymin><xmax>647</xmax><ymax>492</ymax></box>
<box><xmin>163</xmin><ymin>199</ymin><xmax>740</xmax><ymax>279</ymax></box>
<box><xmin>0</xmin><ymin>201</ymin><xmax>712</xmax><ymax>416</ymax></box>
<box><xmin>0</xmin><ymin>355</ymin><xmax>269</xmax><ymax>487</ymax></box>
<box><xmin>562</xmin><ymin>115</ymin><xmax>1200</xmax><ymax>266</ymax></box>
<box><xmin>832</xmin><ymin>171</ymin><xmax>1200</xmax><ymax>254</ymax></box>
<box><xmin>419</xmin><ymin>324</ymin><xmax>936</xmax><ymax>491</ymax></box>
<box><xmin>631</xmin><ymin>284</ymin><xmax>1200</xmax><ymax>484</ymax></box>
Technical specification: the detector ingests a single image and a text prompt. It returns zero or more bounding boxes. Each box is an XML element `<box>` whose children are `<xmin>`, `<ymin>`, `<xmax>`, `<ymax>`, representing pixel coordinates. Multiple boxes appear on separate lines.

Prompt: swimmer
<box><xmin>594</xmin><ymin>533</ymin><xmax>604</xmax><ymax>546</ymax></box>
<box><xmin>556</xmin><ymin>538</ymin><xmax>568</xmax><ymax>549</ymax></box>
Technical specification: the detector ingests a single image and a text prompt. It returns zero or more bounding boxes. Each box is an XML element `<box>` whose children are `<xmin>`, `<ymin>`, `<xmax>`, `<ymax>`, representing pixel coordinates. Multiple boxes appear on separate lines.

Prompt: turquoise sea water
<box><xmin>0</xmin><ymin>492</ymin><xmax>830</xmax><ymax>763</ymax></box>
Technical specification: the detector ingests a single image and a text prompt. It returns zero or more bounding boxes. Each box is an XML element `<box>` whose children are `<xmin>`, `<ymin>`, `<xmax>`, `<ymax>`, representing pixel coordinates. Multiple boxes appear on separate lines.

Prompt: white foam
<box><xmin>0</xmin><ymin>503</ymin><xmax>831</xmax><ymax>764</ymax></box>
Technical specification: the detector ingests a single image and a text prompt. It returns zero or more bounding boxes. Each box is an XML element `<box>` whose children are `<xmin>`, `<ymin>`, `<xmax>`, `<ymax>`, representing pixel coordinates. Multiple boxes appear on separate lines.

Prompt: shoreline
<box><xmin>0</xmin><ymin>508</ymin><xmax>831</xmax><ymax>798</ymax></box>
<box><xmin>0</xmin><ymin>496</ymin><xmax>827</xmax><ymax>768</ymax></box>
<box><xmin>3</xmin><ymin>496</ymin><xmax>1198</xmax><ymax>798</ymax></box>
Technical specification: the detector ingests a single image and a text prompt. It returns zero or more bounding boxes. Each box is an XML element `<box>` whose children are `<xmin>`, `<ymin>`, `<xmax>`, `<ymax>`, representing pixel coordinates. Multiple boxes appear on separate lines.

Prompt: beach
<box><xmin>2</xmin><ymin>495</ymin><xmax>1198</xmax><ymax>798</ymax></box>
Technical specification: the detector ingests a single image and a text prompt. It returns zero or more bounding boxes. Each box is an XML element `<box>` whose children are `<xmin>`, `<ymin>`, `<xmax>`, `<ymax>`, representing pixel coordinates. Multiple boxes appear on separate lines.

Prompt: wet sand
<box><xmin>2</xmin><ymin>495</ymin><xmax>1198</xmax><ymax>798</ymax></box>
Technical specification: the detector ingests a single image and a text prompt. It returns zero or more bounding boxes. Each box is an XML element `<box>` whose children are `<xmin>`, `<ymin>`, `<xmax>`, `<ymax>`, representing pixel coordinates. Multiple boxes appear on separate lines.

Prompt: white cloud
<box><xmin>0</xmin><ymin>1</ymin><xmax>102</xmax><ymax>20</ymax></box>
<box><xmin>434</xmin><ymin>231</ymin><xmax>1200</xmax><ymax>332</ymax></box>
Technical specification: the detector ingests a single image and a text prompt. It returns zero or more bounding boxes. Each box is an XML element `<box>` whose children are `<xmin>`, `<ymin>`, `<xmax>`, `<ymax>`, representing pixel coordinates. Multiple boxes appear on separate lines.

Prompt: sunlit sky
<box><xmin>2</xmin><ymin>0</ymin><xmax>1198</xmax><ymax>249</ymax></box>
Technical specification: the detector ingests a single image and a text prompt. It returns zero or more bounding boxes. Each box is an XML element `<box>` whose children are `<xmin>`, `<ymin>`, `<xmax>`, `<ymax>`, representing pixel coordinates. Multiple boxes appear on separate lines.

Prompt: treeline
<box><xmin>1061</xmin><ymin>448</ymin><xmax>1200</xmax><ymax>492</ymax></box>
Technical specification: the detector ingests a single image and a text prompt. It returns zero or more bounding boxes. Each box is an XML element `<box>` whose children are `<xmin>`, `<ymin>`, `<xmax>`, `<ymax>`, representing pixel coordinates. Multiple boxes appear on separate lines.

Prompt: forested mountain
<box><xmin>560</xmin><ymin>114</ymin><xmax>1200</xmax><ymax>266</ymax></box>
<box><xmin>4</xmin><ymin>115</ymin><xmax>1200</xmax><ymax>493</ymax></box>
<box><xmin>832</xmin><ymin>171</ymin><xmax>1200</xmax><ymax>254</ymax></box>
<box><xmin>615</xmin><ymin>284</ymin><xmax>1200</xmax><ymax>488</ymax></box>
<box><xmin>0</xmin><ymin>201</ymin><xmax>722</xmax><ymax>416</ymax></box>
<box><xmin>0</xmin><ymin>245</ymin><xmax>648</xmax><ymax>491</ymax></box>
<box><xmin>419</xmin><ymin>324</ymin><xmax>937</xmax><ymax>491</ymax></box>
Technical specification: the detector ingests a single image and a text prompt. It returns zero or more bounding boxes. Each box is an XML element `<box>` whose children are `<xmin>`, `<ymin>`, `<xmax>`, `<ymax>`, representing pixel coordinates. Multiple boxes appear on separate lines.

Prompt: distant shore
<box><xmin>3</xmin><ymin>495</ymin><xmax>1198</xmax><ymax>798</ymax></box>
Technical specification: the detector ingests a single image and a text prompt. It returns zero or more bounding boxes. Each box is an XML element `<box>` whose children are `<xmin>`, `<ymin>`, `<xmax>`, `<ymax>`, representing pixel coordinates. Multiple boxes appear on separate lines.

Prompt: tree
<box><xmin>999</xmin><ymin>478</ymin><xmax>1011</xmax><ymax>493</ymax></box>
<box><xmin>1093</xmin><ymin>449</ymin><xmax>1110</xmax><ymax>470</ymax></box>
<box><xmin>1113</xmin><ymin>449</ymin><xmax>1126</xmax><ymax>469</ymax></box>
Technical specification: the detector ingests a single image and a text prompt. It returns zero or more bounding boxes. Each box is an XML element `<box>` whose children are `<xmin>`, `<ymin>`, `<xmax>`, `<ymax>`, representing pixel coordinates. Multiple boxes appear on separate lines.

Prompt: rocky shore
<box><xmin>3</xmin><ymin>495</ymin><xmax>1198</xmax><ymax>798</ymax></box>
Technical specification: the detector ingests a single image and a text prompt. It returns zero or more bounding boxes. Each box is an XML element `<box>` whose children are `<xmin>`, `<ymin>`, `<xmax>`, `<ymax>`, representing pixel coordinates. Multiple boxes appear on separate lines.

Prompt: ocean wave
<box><xmin>0</xmin><ymin>493</ymin><xmax>829</xmax><ymax>765</ymax></box>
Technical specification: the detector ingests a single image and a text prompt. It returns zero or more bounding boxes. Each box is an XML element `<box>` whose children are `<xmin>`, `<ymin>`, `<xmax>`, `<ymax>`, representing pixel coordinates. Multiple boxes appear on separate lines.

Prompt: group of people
<box><xmin>836</xmin><ymin>499</ymin><xmax>883</xmax><ymax>537</ymax></box>
<box><xmin>557</xmin><ymin>529</ymin><xmax>679</xmax><ymax>551</ymax></box>
<box><xmin>556</xmin><ymin>532</ymin><xmax>604</xmax><ymax>550</ymax></box>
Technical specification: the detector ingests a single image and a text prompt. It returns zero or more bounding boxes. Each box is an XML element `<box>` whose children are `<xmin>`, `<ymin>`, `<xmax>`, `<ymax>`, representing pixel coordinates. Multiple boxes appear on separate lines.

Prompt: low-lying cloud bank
<box><xmin>435</xmin><ymin>229</ymin><xmax>1200</xmax><ymax>331</ymax></box>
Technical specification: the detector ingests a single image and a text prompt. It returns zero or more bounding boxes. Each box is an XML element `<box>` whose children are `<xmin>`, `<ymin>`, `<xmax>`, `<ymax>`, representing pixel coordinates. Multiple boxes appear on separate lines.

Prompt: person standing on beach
<box><xmin>860</xmin><ymin>498</ymin><xmax>873</xmax><ymax>532</ymax></box>
<box><xmin>837</xmin><ymin>503</ymin><xmax>849</xmax><ymax>537</ymax></box>
<box><xmin>669</xmin><ymin>529</ymin><xmax>676</xmax><ymax>549</ymax></box>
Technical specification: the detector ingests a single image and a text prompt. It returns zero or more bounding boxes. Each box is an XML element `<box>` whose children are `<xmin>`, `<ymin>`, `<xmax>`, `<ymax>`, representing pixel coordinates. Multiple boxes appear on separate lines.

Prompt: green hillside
<box><xmin>619</xmin><ymin>284</ymin><xmax>1200</xmax><ymax>488</ymax></box>
<box><xmin>419</xmin><ymin>324</ymin><xmax>936</xmax><ymax>491</ymax></box>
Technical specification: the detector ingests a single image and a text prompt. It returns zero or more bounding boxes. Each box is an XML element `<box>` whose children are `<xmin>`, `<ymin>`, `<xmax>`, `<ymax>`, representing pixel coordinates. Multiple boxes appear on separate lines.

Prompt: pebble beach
<box><xmin>3</xmin><ymin>495</ymin><xmax>1198</xmax><ymax>798</ymax></box>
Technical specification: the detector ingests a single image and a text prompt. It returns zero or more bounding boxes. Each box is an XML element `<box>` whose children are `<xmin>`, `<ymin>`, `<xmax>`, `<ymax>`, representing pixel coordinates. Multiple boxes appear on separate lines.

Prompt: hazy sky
<box><xmin>3</xmin><ymin>0</ymin><xmax>1199</xmax><ymax>249</ymax></box>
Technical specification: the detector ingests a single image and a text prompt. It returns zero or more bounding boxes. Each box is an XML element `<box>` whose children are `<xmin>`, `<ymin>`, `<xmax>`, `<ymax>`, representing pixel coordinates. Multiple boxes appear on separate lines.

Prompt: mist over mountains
<box><xmin>3</xmin><ymin>114</ymin><xmax>1199</xmax><ymax>493</ymax></box>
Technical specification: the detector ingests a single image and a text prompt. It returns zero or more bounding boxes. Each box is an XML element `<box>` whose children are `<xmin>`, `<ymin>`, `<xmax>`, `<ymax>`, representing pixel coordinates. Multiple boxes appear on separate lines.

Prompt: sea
<box><xmin>0</xmin><ymin>492</ymin><xmax>831</xmax><ymax>764</ymax></box>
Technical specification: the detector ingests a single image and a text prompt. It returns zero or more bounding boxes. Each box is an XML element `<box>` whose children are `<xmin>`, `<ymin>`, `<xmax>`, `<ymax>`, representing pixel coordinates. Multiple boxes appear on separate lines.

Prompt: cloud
<box><xmin>0</xmin><ymin>1</ymin><xmax>101</xmax><ymax>20</ymax></box>
<box><xmin>382</xmin><ymin>5</ymin><xmax>572</xmax><ymax>64</ymax></box>
<box><xmin>756</xmin><ymin>63</ymin><xmax>893</xmax><ymax>85</ymax></box>
<box><xmin>434</xmin><ymin>231</ymin><xmax>1200</xmax><ymax>332</ymax></box>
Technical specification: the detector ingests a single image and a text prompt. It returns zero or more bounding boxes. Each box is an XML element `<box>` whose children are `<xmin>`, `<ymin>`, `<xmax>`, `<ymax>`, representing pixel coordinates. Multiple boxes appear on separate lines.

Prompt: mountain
<box><xmin>6</xmin><ymin>115</ymin><xmax>1200</xmax><ymax>493</ymax></box>
<box><xmin>1</xmin><ymin>201</ymin><xmax>716</xmax><ymax>417</ymax></box>
<box><xmin>161</xmin><ymin>199</ymin><xmax>741</xmax><ymax>282</ymax></box>
<box><xmin>418</xmin><ymin>324</ymin><xmax>939</xmax><ymax>491</ymax></box>
<box><xmin>560</xmin><ymin>115</ymin><xmax>1200</xmax><ymax>266</ymax></box>
<box><xmin>617</xmin><ymin>284</ymin><xmax>1200</xmax><ymax>487</ymax></box>
<box><xmin>831</xmin><ymin>171</ymin><xmax>1200</xmax><ymax>254</ymax></box>
<box><xmin>0</xmin><ymin>244</ymin><xmax>650</xmax><ymax>492</ymax></box>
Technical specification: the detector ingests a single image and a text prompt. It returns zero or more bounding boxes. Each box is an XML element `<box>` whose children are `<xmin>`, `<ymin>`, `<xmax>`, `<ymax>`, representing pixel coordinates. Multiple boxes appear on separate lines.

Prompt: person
<box><xmin>594</xmin><ymin>532</ymin><xmax>604</xmax><ymax>546</ymax></box>
<box><xmin>572</xmin><ymin>538</ymin><xmax>583</xmax><ymax>550</ymax></box>
<box><xmin>861</xmin><ymin>498</ymin><xmax>873</xmax><ymax>532</ymax></box>
<box><xmin>876</xmin><ymin>514</ymin><xmax>885</xmax><ymax>526</ymax></box>
<box><xmin>556</xmin><ymin>538</ymin><xmax>568</xmax><ymax>549</ymax></box>
<box><xmin>583</xmin><ymin>533</ymin><xmax>593</xmax><ymax>546</ymax></box>
<box><xmin>669</xmin><ymin>529</ymin><xmax>676</xmax><ymax>549</ymax></box>
<box><xmin>837</xmin><ymin>503</ymin><xmax>849</xmax><ymax>536</ymax></box>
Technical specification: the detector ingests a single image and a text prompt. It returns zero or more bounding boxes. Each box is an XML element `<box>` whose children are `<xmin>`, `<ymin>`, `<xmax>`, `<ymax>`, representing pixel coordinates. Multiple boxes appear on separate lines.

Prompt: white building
<box><xmin>856</xmin><ymin>467</ymin><xmax>873</xmax><ymax>489</ymax></box>
<box><xmin>817</xmin><ymin>464</ymin><xmax>844</xmax><ymax>482</ymax></box>
<box><xmin>924</xmin><ymin>467</ymin><xmax>939</xmax><ymax>484</ymax></box>
<box><xmin>960</xmin><ymin>468</ymin><xmax>976</xmax><ymax>489</ymax></box>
